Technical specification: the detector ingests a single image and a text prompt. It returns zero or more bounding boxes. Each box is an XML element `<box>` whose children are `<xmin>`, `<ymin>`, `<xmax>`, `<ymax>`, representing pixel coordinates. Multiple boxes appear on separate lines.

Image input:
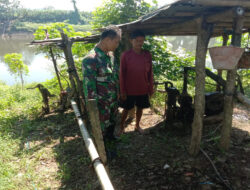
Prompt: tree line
<box><xmin>0</xmin><ymin>0</ymin><xmax>92</xmax><ymax>36</ymax></box>
<box><xmin>18</xmin><ymin>8</ymin><xmax>92</xmax><ymax>25</ymax></box>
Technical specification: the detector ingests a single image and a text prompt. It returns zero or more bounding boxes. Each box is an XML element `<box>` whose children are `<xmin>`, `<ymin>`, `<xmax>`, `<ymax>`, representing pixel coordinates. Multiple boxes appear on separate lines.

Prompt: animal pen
<box><xmin>30</xmin><ymin>0</ymin><xmax>250</xmax><ymax>188</ymax></box>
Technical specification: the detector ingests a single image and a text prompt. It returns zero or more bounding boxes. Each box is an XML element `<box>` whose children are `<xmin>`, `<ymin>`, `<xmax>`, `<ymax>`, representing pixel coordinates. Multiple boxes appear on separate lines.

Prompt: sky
<box><xmin>19</xmin><ymin>0</ymin><xmax>170</xmax><ymax>12</ymax></box>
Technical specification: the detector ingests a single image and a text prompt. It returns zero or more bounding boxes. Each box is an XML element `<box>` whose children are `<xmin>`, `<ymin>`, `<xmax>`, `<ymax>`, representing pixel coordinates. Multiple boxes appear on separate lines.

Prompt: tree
<box><xmin>143</xmin><ymin>36</ymin><xmax>195</xmax><ymax>81</ymax></box>
<box><xmin>4</xmin><ymin>53</ymin><xmax>29</xmax><ymax>88</ymax></box>
<box><xmin>0</xmin><ymin>0</ymin><xmax>20</xmax><ymax>37</ymax></box>
<box><xmin>92</xmin><ymin>0</ymin><xmax>156</xmax><ymax>28</ymax></box>
<box><xmin>71</xmin><ymin>0</ymin><xmax>82</xmax><ymax>24</ymax></box>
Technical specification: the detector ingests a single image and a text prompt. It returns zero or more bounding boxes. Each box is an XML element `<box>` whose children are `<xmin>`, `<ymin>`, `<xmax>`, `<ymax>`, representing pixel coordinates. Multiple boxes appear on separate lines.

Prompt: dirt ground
<box><xmin>107</xmin><ymin>104</ymin><xmax>250</xmax><ymax>190</ymax></box>
<box><xmin>32</xmin><ymin>103</ymin><xmax>249</xmax><ymax>190</ymax></box>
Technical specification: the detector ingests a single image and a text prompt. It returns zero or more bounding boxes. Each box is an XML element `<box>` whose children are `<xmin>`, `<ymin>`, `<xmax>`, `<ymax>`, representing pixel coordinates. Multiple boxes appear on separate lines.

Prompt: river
<box><xmin>0</xmin><ymin>33</ymin><xmax>54</xmax><ymax>85</ymax></box>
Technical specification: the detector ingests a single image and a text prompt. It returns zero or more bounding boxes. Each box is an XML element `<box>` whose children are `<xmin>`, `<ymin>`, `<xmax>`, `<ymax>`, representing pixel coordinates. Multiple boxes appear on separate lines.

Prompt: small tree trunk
<box><xmin>189</xmin><ymin>17</ymin><xmax>213</xmax><ymax>156</ymax></box>
<box><xmin>20</xmin><ymin>71</ymin><xmax>24</xmax><ymax>89</ymax></box>
<box><xmin>219</xmin><ymin>9</ymin><xmax>244</xmax><ymax>150</ymax></box>
<box><xmin>49</xmin><ymin>47</ymin><xmax>63</xmax><ymax>91</ymax></box>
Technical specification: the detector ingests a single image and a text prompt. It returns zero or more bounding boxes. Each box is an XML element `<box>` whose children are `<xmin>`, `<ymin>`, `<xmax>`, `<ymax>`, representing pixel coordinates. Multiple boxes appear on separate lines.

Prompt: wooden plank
<box><xmin>86</xmin><ymin>99</ymin><xmax>108</xmax><ymax>166</ymax></box>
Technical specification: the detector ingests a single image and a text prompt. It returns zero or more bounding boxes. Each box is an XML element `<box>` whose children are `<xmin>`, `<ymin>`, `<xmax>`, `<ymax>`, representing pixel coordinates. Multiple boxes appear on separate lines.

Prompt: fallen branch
<box><xmin>236</xmin><ymin>92</ymin><xmax>250</xmax><ymax>108</ymax></box>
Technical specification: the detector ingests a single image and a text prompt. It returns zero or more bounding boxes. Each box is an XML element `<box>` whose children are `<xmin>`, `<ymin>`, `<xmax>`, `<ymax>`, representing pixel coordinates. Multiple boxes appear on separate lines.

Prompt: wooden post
<box><xmin>86</xmin><ymin>99</ymin><xmax>107</xmax><ymax>166</ymax></box>
<box><xmin>216</xmin><ymin>34</ymin><xmax>229</xmax><ymax>92</ymax></box>
<box><xmin>219</xmin><ymin>7</ymin><xmax>244</xmax><ymax>150</ymax></box>
<box><xmin>189</xmin><ymin>17</ymin><xmax>213</xmax><ymax>156</ymax></box>
<box><xmin>60</xmin><ymin>32</ymin><xmax>86</xmax><ymax>114</ymax></box>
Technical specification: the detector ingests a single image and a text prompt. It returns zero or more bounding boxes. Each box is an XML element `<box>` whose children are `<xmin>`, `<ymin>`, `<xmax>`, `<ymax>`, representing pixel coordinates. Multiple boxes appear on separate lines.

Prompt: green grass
<box><xmin>0</xmin><ymin>80</ymin><xmax>95</xmax><ymax>189</ymax></box>
<box><xmin>0</xmin><ymin>82</ymin><xmax>60</xmax><ymax>189</ymax></box>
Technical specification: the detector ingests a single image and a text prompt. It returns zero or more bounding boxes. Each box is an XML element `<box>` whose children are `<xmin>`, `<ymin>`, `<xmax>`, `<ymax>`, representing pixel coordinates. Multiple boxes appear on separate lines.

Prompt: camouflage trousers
<box><xmin>97</xmin><ymin>98</ymin><xmax>118</xmax><ymax>133</ymax></box>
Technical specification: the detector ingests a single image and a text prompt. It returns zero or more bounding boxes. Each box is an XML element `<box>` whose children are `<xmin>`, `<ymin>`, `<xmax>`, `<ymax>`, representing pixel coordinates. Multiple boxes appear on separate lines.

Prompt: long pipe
<box><xmin>71</xmin><ymin>100</ymin><xmax>114</xmax><ymax>190</ymax></box>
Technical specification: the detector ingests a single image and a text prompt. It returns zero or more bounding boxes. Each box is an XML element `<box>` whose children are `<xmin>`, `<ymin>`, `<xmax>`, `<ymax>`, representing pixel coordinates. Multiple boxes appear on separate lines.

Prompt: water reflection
<box><xmin>0</xmin><ymin>34</ymin><xmax>53</xmax><ymax>85</ymax></box>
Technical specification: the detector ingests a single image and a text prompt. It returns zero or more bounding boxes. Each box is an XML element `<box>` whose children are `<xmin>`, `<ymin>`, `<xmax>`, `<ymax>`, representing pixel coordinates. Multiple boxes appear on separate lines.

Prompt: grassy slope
<box><xmin>0</xmin><ymin>81</ymin><xmax>97</xmax><ymax>190</ymax></box>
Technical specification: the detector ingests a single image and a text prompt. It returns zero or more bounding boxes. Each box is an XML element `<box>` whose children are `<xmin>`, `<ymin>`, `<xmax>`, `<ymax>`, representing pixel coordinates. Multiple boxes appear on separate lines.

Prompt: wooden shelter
<box><xmin>30</xmin><ymin>0</ymin><xmax>250</xmax><ymax>156</ymax></box>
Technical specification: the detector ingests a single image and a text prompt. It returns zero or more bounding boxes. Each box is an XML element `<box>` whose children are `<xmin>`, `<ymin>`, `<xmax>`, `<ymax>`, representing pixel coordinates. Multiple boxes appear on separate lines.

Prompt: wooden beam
<box><xmin>174</xmin><ymin>12</ymin><xmax>197</xmax><ymax>17</ymax></box>
<box><xmin>219</xmin><ymin>7</ymin><xmax>245</xmax><ymax>151</ymax></box>
<box><xmin>192</xmin><ymin>0</ymin><xmax>250</xmax><ymax>7</ymax></box>
<box><xmin>86</xmin><ymin>99</ymin><xmax>108</xmax><ymax>166</ymax></box>
<box><xmin>143</xmin><ymin>17</ymin><xmax>188</xmax><ymax>24</ymax></box>
<box><xmin>189</xmin><ymin>17</ymin><xmax>213</xmax><ymax>156</ymax></box>
<box><xmin>206</xmin><ymin>9</ymin><xmax>236</xmax><ymax>23</ymax></box>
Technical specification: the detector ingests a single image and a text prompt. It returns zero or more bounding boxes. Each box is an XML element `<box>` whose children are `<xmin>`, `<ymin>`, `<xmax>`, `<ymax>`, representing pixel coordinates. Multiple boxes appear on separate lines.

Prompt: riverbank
<box><xmin>2</xmin><ymin>22</ymin><xmax>92</xmax><ymax>39</ymax></box>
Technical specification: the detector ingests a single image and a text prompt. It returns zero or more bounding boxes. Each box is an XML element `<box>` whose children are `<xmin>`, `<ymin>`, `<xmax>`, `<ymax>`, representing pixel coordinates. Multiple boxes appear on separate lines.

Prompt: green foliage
<box><xmin>3</xmin><ymin>53</ymin><xmax>29</xmax><ymax>87</ymax></box>
<box><xmin>3</xmin><ymin>53</ymin><xmax>28</xmax><ymax>76</ymax></box>
<box><xmin>33</xmin><ymin>22</ymin><xmax>94</xmax><ymax>85</ymax></box>
<box><xmin>92</xmin><ymin>0</ymin><xmax>156</xmax><ymax>28</ymax></box>
<box><xmin>143</xmin><ymin>36</ymin><xmax>195</xmax><ymax>81</ymax></box>
<box><xmin>238</xmin><ymin>69</ymin><xmax>250</xmax><ymax>98</ymax></box>
<box><xmin>215</xmin><ymin>32</ymin><xmax>250</xmax><ymax>47</ymax></box>
<box><xmin>12</xmin><ymin>22</ymin><xmax>92</xmax><ymax>34</ymax></box>
<box><xmin>33</xmin><ymin>22</ymin><xmax>94</xmax><ymax>59</ymax></box>
<box><xmin>17</xmin><ymin>8</ymin><xmax>92</xmax><ymax>25</ymax></box>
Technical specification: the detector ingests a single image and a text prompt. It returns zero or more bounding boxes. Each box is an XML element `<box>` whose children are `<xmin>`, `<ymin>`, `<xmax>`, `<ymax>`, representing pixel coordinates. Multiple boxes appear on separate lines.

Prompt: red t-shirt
<box><xmin>120</xmin><ymin>49</ymin><xmax>154</xmax><ymax>96</ymax></box>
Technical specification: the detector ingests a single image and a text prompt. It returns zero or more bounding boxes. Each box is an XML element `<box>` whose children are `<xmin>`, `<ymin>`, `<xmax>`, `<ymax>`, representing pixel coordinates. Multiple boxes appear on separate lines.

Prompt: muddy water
<box><xmin>0</xmin><ymin>33</ymin><xmax>53</xmax><ymax>85</ymax></box>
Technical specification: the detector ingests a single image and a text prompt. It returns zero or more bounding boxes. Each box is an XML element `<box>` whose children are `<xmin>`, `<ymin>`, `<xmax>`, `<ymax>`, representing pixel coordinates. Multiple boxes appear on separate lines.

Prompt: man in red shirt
<box><xmin>119</xmin><ymin>30</ymin><xmax>154</xmax><ymax>135</ymax></box>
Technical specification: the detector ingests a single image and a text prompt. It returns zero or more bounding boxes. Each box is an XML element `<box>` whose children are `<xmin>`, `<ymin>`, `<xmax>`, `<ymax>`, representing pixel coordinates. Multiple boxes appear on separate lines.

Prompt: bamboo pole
<box><xmin>71</xmin><ymin>100</ymin><xmax>114</xmax><ymax>190</ymax></box>
<box><xmin>189</xmin><ymin>17</ymin><xmax>213</xmax><ymax>156</ymax></box>
<box><xmin>219</xmin><ymin>7</ymin><xmax>245</xmax><ymax>150</ymax></box>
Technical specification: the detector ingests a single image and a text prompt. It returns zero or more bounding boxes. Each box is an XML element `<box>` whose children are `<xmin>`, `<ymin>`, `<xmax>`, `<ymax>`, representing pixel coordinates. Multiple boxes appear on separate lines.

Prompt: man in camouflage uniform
<box><xmin>82</xmin><ymin>26</ymin><xmax>121</xmax><ymax>141</ymax></box>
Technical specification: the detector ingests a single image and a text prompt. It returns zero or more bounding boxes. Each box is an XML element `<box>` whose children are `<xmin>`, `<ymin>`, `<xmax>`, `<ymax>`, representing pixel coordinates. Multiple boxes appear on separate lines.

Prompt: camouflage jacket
<box><xmin>82</xmin><ymin>47</ymin><xmax>119</xmax><ymax>106</ymax></box>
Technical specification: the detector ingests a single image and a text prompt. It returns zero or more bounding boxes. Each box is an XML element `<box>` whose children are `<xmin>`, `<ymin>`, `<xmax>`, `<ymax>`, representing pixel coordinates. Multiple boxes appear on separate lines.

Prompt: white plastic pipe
<box><xmin>71</xmin><ymin>100</ymin><xmax>114</xmax><ymax>190</ymax></box>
